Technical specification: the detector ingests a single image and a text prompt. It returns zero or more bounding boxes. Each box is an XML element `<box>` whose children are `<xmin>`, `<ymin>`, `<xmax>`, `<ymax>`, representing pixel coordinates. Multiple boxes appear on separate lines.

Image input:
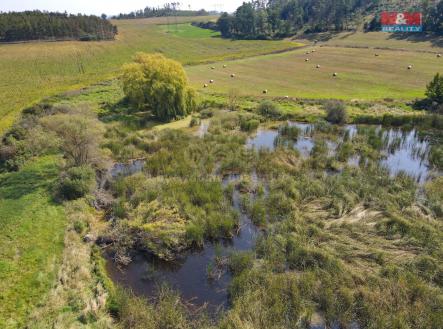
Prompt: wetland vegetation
<box><xmin>0</xmin><ymin>4</ymin><xmax>443</xmax><ymax>329</ymax></box>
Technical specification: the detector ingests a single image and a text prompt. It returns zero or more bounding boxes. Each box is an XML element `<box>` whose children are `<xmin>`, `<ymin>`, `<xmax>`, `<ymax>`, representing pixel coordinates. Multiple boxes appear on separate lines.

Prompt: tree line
<box><xmin>0</xmin><ymin>11</ymin><xmax>118</xmax><ymax>42</ymax></box>
<box><xmin>215</xmin><ymin>0</ymin><xmax>443</xmax><ymax>39</ymax></box>
<box><xmin>114</xmin><ymin>5</ymin><xmax>210</xmax><ymax>19</ymax></box>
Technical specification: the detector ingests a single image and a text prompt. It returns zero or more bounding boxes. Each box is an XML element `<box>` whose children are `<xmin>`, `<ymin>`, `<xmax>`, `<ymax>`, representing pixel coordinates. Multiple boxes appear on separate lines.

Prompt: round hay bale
<box><xmin>375</xmin><ymin>53</ymin><xmax>379</xmax><ymax>57</ymax></box>
<box><xmin>305</xmin><ymin>58</ymin><xmax>310</xmax><ymax>62</ymax></box>
<box><xmin>211</xmin><ymin>66</ymin><xmax>215</xmax><ymax>69</ymax></box>
<box><xmin>407</xmin><ymin>65</ymin><xmax>412</xmax><ymax>70</ymax></box>
<box><xmin>262</xmin><ymin>89</ymin><xmax>268</xmax><ymax>94</ymax></box>
<box><xmin>209</xmin><ymin>79</ymin><xmax>214</xmax><ymax>83</ymax></box>
<box><xmin>316</xmin><ymin>64</ymin><xmax>320</xmax><ymax>68</ymax></box>
<box><xmin>333</xmin><ymin>72</ymin><xmax>338</xmax><ymax>77</ymax></box>
<box><xmin>230</xmin><ymin>73</ymin><xmax>236</xmax><ymax>78</ymax></box>
<box><xmin>223</xmin><ymin>64</ymin><xmax>227</xmax><ymax>68</ymax></box>
<box><xmin>203</xmin><ymin>83</ymin><xmax>208</xmax><ymax>88</ymax></box>
<box><xmin>437</xmin><ymin>53</ymin><xmax>441</xmax><ymax>58</ymax></box>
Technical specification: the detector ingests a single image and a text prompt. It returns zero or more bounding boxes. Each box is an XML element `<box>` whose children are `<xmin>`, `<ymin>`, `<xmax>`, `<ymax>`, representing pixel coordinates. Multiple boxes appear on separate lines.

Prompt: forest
<box><xmin>0</xmin><ymin>11</ymin><xmax>118</xmax><ymax>42</ymax></box>
<box><xmin>215</xmin><ymin>0</ymin><xmax>443</xmax><ymax>39</ymax></box>
<box><xmin>114</xmin><ymin>5</ymin><xmax>210</xmax><ymax>20</ymax></box>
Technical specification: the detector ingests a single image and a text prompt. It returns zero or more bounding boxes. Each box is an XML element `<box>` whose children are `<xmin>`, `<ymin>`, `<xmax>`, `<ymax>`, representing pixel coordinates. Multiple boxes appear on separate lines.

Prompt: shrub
<box><xmin>189</xmin><ymin>116</ymin><xmax>201</xmax><ymax>127</ymax></box>
<box><xmin>257</xmin><ymin>100</ymin><xmax>283</xmax><ymax>119</ymax></box>
<box><xmin>425</xmin><ymin>73</ymin><xmax>443</xmax><ymax>104</ymax></box>
<box><xmin>121</xmin><ymin>53</ymin><xmax>196</xmax><ymax>121</ymax></box>
<box><xmin>41</xmin><ymin>106</ymin><xmax>105</xmax><ymax>167</ymax></box>
<box><xmin>57</xmin><ymin>166</ymin><xmax>96</xmax><ymax>200</ymax></box>
<box><xmin>240</xmin><ymin>118</ymin><xmax>260</xmax><ymax>132</ymax></box>
<box><xmin>325</xmin><ymin>100</ymin><xmax>348</xmax><ymax>124</ymax></box>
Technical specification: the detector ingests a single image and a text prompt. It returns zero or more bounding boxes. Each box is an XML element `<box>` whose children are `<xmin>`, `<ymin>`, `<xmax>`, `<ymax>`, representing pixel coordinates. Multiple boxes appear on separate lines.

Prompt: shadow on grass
<box><xmin>387</xmin><ymin>33</ymin><xmax>443</xmax><ymax>48</ymax></box>
<box><xmin>98</xmin><ymin>98</ymin><xmax>161</xmax><ymax>130</ymax></box>
<box><xmin>0</xmin><ymin>158</ymin><xmax>58</xmax><ymax>200</ymax></box>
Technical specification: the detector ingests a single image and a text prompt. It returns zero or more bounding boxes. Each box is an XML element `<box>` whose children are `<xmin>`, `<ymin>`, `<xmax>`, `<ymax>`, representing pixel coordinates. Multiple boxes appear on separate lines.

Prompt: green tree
<box><xmin>426</xmin><ymin>73</ymin><xmax>443</xmax><ymax>104</ymax></box>
<box><xmin>121</xmin><ymin>53</ymin><xmax>196</xmax><ymax>121</ymax></box>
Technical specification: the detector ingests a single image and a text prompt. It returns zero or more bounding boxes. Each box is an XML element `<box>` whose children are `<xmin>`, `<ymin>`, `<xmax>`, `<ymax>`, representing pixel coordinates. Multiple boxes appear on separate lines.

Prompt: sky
<box><xmin>0</xmin><ymin>0</ymin><xmax>244</xmax><ymax>16</ymax></box>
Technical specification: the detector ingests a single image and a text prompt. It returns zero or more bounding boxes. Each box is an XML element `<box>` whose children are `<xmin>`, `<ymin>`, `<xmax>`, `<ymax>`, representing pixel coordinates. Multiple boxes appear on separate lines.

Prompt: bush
<box><xmin>57</xmin><ymin>166</ymin><xmax>96</xmax><ymax>200</ymax></box>
<box><xmin>426</xmin><ymin>73</ymin><xmax>443</xmax><ymax>105</ymax></box>
<box><xmin>189</xmin><ymin>116</ymin><xmax>201</xmax><ymax>127</ymax></box>
<box><xmin>121</xmin><ymin>53</ymin><xmax>196</xmax><ymax>121</ymax></box>
<box><xmin>240</xmin><ymin>118</ymin><xmax>260</xmax><ymax>132</ymax></box>
<box><xmin>325</xmin><ymin>100</ymin><xmax>348</xmax><ymax>124</ymax></box>
<box><xmin>257</xmin><ymin>100</ymin><xmax>283</xmax><ymax>119</ymax></box>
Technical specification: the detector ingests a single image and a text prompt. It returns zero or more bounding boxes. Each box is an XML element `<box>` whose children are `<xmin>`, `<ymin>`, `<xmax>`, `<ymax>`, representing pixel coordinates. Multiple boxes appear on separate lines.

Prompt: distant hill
<box><xmin>0</xmin><ymin>11</ymin><xmax>118</xmax><ymax>43</ymax></box>
<box><xmin>214</xmin><ymin>0</ymin><xmax>442</xmax><ymax>39</ymax></box>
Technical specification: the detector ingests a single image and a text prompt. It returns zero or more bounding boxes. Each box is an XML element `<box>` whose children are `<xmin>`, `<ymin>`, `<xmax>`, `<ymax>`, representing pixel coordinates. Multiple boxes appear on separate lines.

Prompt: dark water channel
<box><xmin>106</xmin><ymin>174</ymin><xmax>259</xmax><ymax>313</ymax></box>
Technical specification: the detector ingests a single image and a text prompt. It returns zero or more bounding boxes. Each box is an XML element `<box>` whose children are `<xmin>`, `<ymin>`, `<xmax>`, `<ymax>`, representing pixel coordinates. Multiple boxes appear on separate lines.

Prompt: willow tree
<box><xmin>121</xmin><ymin>53</ymin><xmax>196</xmax><ymax>121</ymax></box>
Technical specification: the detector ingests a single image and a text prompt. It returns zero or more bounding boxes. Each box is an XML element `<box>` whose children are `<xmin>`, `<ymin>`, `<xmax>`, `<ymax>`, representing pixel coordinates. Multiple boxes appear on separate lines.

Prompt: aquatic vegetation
<box><xmin>101</xmin><ymin>108</ymin><xmax>443</xmax><ymax>329</ymax></box>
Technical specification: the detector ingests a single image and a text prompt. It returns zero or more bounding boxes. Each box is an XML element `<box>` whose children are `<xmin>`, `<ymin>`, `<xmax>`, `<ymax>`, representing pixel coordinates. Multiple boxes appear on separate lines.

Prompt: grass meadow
<box><xmin>0</xmin><ymin>156</ymin><xmax>65</xmax><ymax>328</ymax></box>
<box><xmin>0</xmin><ymin>17</ymin><xmax>298</xmax><ymax>134</ymax></box>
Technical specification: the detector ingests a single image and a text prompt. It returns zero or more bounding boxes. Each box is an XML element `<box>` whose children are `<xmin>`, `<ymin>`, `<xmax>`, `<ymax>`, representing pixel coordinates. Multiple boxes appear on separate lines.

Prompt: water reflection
<box><xmin>246</xmin><ymin>122</ymin><xmax>439</xmax><ymax>183</ymax></box>
<box><xmin>106</xmin><ymin>174</ymin><xmax>259</xmax><ymax>312</ymax></box>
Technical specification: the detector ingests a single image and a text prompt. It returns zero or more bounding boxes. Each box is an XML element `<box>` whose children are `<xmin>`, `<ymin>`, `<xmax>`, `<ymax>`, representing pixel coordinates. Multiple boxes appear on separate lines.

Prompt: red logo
<box><xmin>381</xmin><ymin>12</ymin><xmax>422</xmax><ymax>26</ymax></box>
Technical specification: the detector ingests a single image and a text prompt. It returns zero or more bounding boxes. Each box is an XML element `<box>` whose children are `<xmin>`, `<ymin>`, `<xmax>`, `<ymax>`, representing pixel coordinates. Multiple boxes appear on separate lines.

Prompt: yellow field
<box><xmin>187</xmin><ymin>43</ymin><xmax>442</xmax><ymax>100</ymax></box>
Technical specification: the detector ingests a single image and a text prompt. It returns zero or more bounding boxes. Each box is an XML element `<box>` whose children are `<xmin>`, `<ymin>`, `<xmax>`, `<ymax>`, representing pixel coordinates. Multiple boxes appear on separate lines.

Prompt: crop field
<box><xmin>0</xmin><ymin>17</ymin><xmax>298</xmax><ymax>134</ymax></box>
<box><xmin>187</xmin><ymin>44</ymin><xmax>442</xmax><ymax>100</ymax></box>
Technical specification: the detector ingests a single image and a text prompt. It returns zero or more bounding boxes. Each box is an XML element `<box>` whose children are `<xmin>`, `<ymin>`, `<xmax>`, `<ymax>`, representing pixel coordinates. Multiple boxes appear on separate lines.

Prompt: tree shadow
<box><xmin>387</xmin><ymin>33</ymin><xmax>443</xmax><ymax>48</ymax></box>
<box><xmin>292</xmin><ymin>31</ymin><xmax>346</xmax><ymax>43</ymax></box>
<box><xmin>98</xmin><ymin>98</ymin><xmax>158</xmax><ymax>130</ymax></box>
<box><xmin>0</xmin><ymin>160</ymin><xmax>58</xmax><ymax>199</ymax></box>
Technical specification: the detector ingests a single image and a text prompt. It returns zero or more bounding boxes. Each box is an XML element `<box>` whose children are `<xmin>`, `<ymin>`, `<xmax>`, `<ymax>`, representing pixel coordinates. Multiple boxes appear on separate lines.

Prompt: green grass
<box><xmin>0</xmin><ymin>156</ymin><xmax>65</xmax><ymax>328</ymax></box>
<box><xmin>0</xmin><ymin>17</ymin><xmax>298</xmax><ymax>134</ymax></box>
<box><xmin>187</xmin><ymin>45</ymin><xmax>442</xmax><ymax>100</ymax></box>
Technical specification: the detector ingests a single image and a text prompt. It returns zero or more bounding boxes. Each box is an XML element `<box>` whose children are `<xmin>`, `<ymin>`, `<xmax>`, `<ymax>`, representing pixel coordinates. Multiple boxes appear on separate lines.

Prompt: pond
<box><xmin>246</xmin><ymin>122</ymin><xmax>439</xmax><ymax>183</ymax></box>
<box><xmin>106</xmin><ymin>174</ymin><xmax>259</xmax><ymax>314</ymax></box>
<box><xmin>106</xmin><ymin>121</ymin><xmax>440</xmax><ymax>327</ymax></box>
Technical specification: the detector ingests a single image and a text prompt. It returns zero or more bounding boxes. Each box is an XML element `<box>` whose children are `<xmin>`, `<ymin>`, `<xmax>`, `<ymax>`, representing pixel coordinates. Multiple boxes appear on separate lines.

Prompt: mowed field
<box><xmin>0</xmin><ymin>17</ymin><xmax>298</xmax><ymax>134</ymax></box>
<box><xmin>187</xmin><ymin>39</ymin><xmax>443</xmax><ymax>100</ymax></box>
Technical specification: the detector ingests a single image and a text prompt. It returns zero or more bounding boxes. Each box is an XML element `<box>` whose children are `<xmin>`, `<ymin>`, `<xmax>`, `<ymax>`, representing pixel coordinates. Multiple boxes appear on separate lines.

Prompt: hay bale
<box><xmin>316</xmin><ymin>64</ymin><xmax>321</xmax><ymax>68</ymax></box>
<box><xmin>312</xmin><ymin>49</ymin><xmax>316</xmax><ymax>52</ymax></box>
<box><xmin>211</xmin><ymin>66</ymin><xmax>215</xmax><ymax>69</ymax></box>
<box><xmin>223</xmin><ymin>64</ymin><xmax>227</xmax><ymax>67</ymax></box>
<box><xmin>209</xmin><ymin>79</ymin><xmax>214</xmax><ymax>83</ymax></box>
<box><xmin>437</xmin><ymin>54</ymin><xmax>441</xmax><ymax>58</ymax></box>
<box><xmin>230</xmin><ymin>73</ymin><xmax>236</xmax><ymax>78</ymax></box>
<box><xmin>407</xmin><ymin>65</ymin><xmax>412</xmax><ymax>70</ymax></box>
<box><xmin>333</xmin><ymin>72</ymin><xmax>338</xmax><ymax>77</ymax></box>
<box><xmin>305</xmin><ymin>58</ymin><xmax>310</xmax><ymax>62</ymax></box>
<box><xmin>203</xmin><ymin>83</ymin><xmax>208</xmax><ymax>88</ymax></box>
<box><xmin>262</xmin><ymin>89</ymin><xmax>268</xmax><ymax>94</ymax></box>
<box><xmin>375</xmin><ymin>53</ymin><xmax>379</xmax><ymax>57</ymax></box>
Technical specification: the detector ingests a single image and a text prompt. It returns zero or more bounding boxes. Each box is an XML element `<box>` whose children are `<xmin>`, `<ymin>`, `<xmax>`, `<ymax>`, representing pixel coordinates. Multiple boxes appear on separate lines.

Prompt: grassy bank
<box><xmin>0</xmin><ymin>156</ymin><xmax>65</xmax><ymax>328</ymax></box>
